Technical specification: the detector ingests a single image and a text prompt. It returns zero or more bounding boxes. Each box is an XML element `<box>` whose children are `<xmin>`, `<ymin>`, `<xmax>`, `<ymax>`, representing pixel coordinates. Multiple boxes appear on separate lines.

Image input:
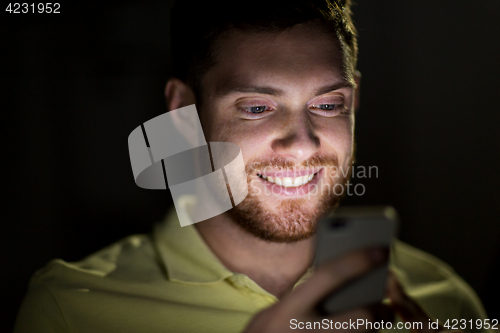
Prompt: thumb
<box><xmin>386</xmin><ymin>271</ymin><xmax>441</xmax><ymax>332</ymax></box>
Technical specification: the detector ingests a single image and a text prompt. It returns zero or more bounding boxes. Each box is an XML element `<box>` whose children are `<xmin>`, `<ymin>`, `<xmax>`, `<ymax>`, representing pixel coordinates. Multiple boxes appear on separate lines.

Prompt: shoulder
<box><xmin>392</xmin><ymin>239</ymin><xmax>457</xmax><ymax>284</ymax></box>
<box><xmin>392</xmin><ymin>240</ymin><xmax>489</xmax><ymax>325</ymax></box>
<box><xmin>32</xmin><ymin>234</ymin><xmax>160</xmax><ymax>285</ymax></box>
<box><xmin>14</xmin><ymin>234</ymin><xmax>163</xmax><ymax>333</ymax></box>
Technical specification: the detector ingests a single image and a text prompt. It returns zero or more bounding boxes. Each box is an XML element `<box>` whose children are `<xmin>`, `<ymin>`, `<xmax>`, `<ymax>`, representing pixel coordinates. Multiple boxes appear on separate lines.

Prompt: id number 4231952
<box><xmin>5</xmin><ymin>3</ymin><xmax>60</xmax><ymax>13</ymax></box>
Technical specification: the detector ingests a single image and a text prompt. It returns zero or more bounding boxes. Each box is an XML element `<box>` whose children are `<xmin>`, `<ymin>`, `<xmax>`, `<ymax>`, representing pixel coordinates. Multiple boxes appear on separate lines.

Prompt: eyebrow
<box><xmin>313</xmin><ymin>82</ymin><xmax>355</xmax><ymax>96</ymax></box>
<box><xmin>215</xmin><ymin>81</ymin><xmax>354</xmax><ymax>98</ymax></box>
<box><xmin>216</xmin><ymin>85</ymin><xmax>285</xmax><ymax>97</ymax></box>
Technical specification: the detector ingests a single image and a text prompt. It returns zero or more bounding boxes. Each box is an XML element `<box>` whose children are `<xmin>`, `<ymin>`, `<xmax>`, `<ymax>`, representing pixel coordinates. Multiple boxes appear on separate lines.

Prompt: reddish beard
<box><xmin>227</xmin><ymin>154</ymin><xmax>352</xmax><ymax>243</ymax></box>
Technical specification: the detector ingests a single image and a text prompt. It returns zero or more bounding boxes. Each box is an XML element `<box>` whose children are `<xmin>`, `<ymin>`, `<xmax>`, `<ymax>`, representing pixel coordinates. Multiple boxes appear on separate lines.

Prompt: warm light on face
<box><xmin>199</xmin><ymin>23</ymin><xmax>356</xmax><ymax>242</ymax></box>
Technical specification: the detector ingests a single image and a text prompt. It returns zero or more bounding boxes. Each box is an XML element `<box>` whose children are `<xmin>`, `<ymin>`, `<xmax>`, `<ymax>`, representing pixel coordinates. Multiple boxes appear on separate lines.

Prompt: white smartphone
<box><xmin>314</xmin><ymin>206</ymin><xmax>399</xmax><ymax>314</ymax></box>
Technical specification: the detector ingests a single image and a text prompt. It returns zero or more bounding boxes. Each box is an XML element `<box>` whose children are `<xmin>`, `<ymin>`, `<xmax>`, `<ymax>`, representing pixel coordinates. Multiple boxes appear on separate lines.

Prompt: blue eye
<box><xmin>245</xmin><ymin>106</ymin><xmax>268</xmax><ymax>114</ymax></box>
<box><xmin>237</xmin><ymin>102</ymin><xmax>274</xmax><ymax>119</ymax></box>
<box><xmin>318</xmin><ymin>104</ymin><xmax>339</xmax><ymax>110</ymax></box>
<box><xmin>310</xmin><ymin>103</ymin><xmax>349</xmax><ymax>117</ymax></box>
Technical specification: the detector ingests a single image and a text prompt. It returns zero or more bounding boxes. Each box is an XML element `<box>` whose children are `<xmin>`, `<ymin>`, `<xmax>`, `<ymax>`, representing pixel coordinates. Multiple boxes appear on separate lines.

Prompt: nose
<box><xmin>271</xmin><ymin>110</ymin><xmax>320</xmax><ymax>161</ymax></box>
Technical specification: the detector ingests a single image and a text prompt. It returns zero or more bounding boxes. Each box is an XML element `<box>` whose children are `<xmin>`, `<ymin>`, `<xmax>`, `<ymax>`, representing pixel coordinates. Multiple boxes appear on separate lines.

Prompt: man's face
<box><xmin>199</xmin><ymin>23</ymin><xmax>356</xmax><ymax>242</ymax></box>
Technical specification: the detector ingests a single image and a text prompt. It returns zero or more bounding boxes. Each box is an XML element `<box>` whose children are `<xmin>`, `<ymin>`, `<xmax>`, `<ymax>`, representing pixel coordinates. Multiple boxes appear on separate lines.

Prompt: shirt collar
<box><xmin>153</xmin><ymin>197</ymin><xmax>234</xmax><ymax>284</ymax></box>
<box><xmin>153</xmin><ymin>196</ymin><xmax>315</xmax><ymax>289</ymax></box>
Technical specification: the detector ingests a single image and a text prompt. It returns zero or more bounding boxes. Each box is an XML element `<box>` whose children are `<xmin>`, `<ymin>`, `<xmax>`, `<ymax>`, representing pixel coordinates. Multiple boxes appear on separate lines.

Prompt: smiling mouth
<box><xmin>256</xmin><ymin>172</ymin><xmax>319</xmax><ymax>187</ymax></box>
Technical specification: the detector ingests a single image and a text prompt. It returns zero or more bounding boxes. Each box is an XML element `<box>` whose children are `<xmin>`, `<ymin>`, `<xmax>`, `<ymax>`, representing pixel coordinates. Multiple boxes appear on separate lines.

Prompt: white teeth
<box><xmin>283</xmin><ymin>177</ymin><xmax>293</xmax><ymax>187</ymax></box>
<box><xmin>260</xmin><ymin>173</ymin><xmax>316</xmax><ymax>187</ymax></box>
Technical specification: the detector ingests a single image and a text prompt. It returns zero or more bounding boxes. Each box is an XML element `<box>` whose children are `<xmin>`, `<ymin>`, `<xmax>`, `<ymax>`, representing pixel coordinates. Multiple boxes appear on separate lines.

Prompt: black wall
<box><xmin>2</xmin><ymin>1</ymin><xmax>500</xmax><ymax>331</ymax></box>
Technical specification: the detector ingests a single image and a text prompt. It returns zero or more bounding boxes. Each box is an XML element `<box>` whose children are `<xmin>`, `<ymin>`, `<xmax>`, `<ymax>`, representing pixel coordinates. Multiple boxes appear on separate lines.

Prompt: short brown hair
<box><xmin>170</xmin><ymin>0</ymin><xmax>358</xmax><ymax>102</ymax></box>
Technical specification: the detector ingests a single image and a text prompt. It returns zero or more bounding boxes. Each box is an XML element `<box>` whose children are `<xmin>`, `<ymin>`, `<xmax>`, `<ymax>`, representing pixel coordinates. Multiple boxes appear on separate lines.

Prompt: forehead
<box><xmin>203</xmin><ymin>23</ymin><xmax>351</xmax><ymax>97</ymax></box>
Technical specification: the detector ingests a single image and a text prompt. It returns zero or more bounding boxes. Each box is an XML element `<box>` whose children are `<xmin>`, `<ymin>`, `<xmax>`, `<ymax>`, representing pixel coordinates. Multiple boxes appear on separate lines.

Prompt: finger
<box><xmin>386</xmin><ymin>271</ymin><xmax>425</xmax><ymax>322</ymax></box>
<box><xmin>386</xmin><ymin>271</ymin><xmax>438</xmax><ymax>330</ymax></box>
<box><xmin>284</xmin><ymin>246</ymin><xmax>388</xmax><ymax>315</ymax></box>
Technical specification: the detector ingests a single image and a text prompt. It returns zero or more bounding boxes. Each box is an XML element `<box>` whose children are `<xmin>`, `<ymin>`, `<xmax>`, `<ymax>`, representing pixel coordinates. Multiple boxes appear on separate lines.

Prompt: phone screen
<box><xmin>314</xmin><ymin>206</ymin><xmax>398</xmax><ymax>314</ymax></box>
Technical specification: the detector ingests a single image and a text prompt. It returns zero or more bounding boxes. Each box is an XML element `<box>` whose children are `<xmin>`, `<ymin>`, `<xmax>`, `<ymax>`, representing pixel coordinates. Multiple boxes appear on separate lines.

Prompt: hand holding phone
<box><xmin>243</xmin><ymin>206</ymin><xmax>398</xmax><ymax>333</ymax></box>
<box><xmin>314</xmin><ymin>206</ymin><xmax>398</xmax><ymax>314</ymax></box>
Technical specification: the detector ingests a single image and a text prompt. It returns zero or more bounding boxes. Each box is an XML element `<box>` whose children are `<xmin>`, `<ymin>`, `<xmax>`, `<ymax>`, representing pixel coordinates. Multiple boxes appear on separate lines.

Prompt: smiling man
<box><xmin>167</xmin><ymin>18</ymin><xmax>357</xmax><ymax>298</ymax></box>
<box><xmin>14</xmin><ymin>1</ymin><xmax>490</xmax><ymax>332</ymax></box>
<box><xmin>205</xmin><ymin>27</ymin><xmax>353</xmax><ymax>234</ymax></box>
<box><xmin>204</xmin><ymin>24</ymin><xmax>354</xmax><ymax>244</ymax></box>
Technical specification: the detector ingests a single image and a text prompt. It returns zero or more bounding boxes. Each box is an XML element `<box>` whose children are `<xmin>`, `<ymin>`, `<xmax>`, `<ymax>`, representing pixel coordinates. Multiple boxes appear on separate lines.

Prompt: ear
<box><xmin>165</xmin><ymin>77</ymin><xmax>196</xmax><ymax>111</ymax></box>
<box><xmin>165</xmin><ymin>78</ymin><xmax>204</xmax><ymax>147</ymax></box>
<box><xmin>354</xmin><ymin>70</ymin><xmax>361</xmax><ymax>112</ymax></box>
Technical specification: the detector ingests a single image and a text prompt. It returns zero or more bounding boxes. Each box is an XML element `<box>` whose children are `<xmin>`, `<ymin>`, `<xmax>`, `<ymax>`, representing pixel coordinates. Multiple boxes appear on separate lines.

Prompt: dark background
<box><xmin>2</xmin><ymin>1</ymin><xmax>500</xmax><ymax>331</ymax></box>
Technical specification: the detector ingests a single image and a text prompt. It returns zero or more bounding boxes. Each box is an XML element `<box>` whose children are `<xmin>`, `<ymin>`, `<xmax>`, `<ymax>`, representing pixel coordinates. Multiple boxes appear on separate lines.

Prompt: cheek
<box><xmin>319</xmin><ymin>117</ymin><xmax>354</xmax><ymax>156</ymax></box>
<box><xmin>205</xmin><ymin>117</ymin><xmax>265</xmax><ymax>163</ymax></box>
<box><xmin>233</xmin><ymin>125</ymin><xmax>268</xmax><ymax>162</ymax></box>
<box><xmin>201</xmin><ymin>111</ymin><xmax>231</xmax><ymax>142</ymax></box>
<box><xmin>200</xmin><ymin>100</ymin><xmax>269</xmax><ymax>162</ymax></box>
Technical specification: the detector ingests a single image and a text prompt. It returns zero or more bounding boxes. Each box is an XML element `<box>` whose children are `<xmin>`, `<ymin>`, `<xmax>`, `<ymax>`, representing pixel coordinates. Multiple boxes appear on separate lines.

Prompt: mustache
<box><xmin>245</xmin><ymin>154</ymin><xmax>339</xmax><ymax>174</ymax></box>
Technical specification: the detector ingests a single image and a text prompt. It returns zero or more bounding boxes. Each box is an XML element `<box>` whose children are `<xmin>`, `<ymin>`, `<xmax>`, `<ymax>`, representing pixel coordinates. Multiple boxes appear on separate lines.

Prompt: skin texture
<box><xmin>168</xmin><ymin>23</ymin><xmax>356</xmax><ymax>297</ymax></box>
<box><xmin>200</xmin><ymin>24</ymin><xmax>356</xmax><ymax>244</ymax></box>
<box><xmin>166</xmin><ymin>22</ymin><xmax>454</xmax><ymax>333</ymax></box>
<box><xmin>199</xmin><ymin>23</ymin><xmax>355</xmax><ymax>296</ymax></box>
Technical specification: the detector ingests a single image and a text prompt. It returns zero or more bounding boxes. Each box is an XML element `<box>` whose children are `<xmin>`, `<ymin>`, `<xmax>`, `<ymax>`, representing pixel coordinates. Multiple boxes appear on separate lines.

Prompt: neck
<box><xmin>195</xmin><ymin>213</ymin><xmax>316</xmax><ymax>298</ymax></box>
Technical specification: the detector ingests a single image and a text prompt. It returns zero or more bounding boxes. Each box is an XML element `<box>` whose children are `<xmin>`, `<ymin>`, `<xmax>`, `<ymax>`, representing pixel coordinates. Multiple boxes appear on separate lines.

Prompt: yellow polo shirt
<box><xmin>14</xmin><ymin>205</ymin><xmax>489</xmax><ymax>333</ymax></box>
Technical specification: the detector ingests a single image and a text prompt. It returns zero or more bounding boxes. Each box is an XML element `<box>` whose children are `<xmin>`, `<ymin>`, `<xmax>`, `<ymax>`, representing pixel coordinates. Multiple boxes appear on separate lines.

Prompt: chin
<box><xmin>227</xmin><ymin>193</ymin><xmax>340</xmax><ymax>243</ymax></box>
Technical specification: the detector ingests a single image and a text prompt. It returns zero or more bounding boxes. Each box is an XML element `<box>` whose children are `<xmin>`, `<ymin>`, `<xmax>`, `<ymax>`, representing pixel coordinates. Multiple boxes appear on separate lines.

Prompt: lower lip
<box><xmin>257</xmin><ymin>168</ymin><xmax>324</xmax><ymax>197</ymax></box>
